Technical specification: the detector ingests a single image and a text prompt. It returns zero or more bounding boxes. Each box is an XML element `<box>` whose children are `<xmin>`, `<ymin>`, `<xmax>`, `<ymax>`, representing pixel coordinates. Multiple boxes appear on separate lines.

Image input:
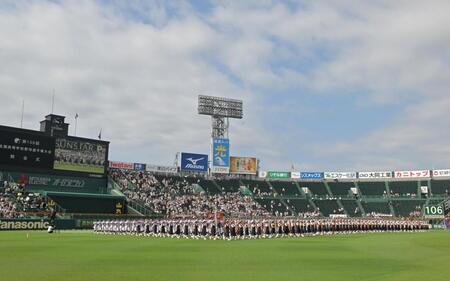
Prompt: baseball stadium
<box><xmin>1</xmin><ymin>1</ymin><xmax>450</xmax><ymax>281</ymax></box>
<box><xmin>1</xmin><ymin>100</ymin><xmax>449</xmax><ymax>281</ymax></box>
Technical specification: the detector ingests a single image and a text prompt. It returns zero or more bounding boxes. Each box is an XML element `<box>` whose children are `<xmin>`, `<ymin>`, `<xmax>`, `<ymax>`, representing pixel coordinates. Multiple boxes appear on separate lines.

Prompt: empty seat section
<box><xmin>299</xmin><ymin>182</ymin><xmax>328</xmax><ymax>196</ymax></box>
<box><xmin>391</xmin><ymin>200</ymin><xmax>425</xmax><ymax>217</ymax></box>
<box><xmin>430</xmin><ymin>180</ymin><xmax>450</xmax><ymax>196</ymax></box>
<box><xmin>198</xmin><ymin>180</ymin><xmax>221</xmax><ymax>194</ymax></box>
<box><xmin>242</xmin><ymin>180</ymin><xmax>274</xmax><ymax>196</ymax></box>
<box><xmin>313</xmin><ymin>200</ymin><xmax>343</xmax><ymax>217</ymax></box>
<box><xmin>284</xmin><ymin>199</ymin><xmax>315</xmax><ymax>214</ymax></box>
<box><xmin>361</xmin><ymin>201</ymin><xmax>391</xmax><ymax>215</ymax></box>
<box><xmin>328</xmin><ymin>182</ymin><xmax>354</xmax><ymax>197</ymax></box>
<box><xmin>254</xmin><ymin>198</ymin><xmax>291</xmax><ymax>216</ymax></box>
<box><xmin>358</xmin><ymin>182</ymin><xmax>387</xmax><ymax>196</ymax></box>
<box><xmin>270</xmin><ymin>181</ymin><xmax>300</xmax><ymax>196</ymax></box>
<box><xmin>389</xmin><ymin>181</ymin><xmax>418</xmax><ymax>197</ymax></box>
<box><xmin>340</xmin><ymin>200</ymin><xmax>361</xmax><ymax>217</ymax></box>
<box><xmin>215</xmin><ymin>180</ymin><xmax>241</xmax><ymax>193</ymax></box>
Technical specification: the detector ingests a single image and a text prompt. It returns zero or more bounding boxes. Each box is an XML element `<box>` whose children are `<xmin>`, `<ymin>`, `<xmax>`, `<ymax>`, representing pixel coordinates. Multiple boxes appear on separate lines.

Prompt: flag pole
<box><xmin>74</xmin><ymin>114</ymin><xmax>78</xmax><ymax>136</ymax></box>
<box><xmin>20</xmin><ymin>99</ymin><xmax>24</xmax><ymax>128</ymax></box>
<box><xmin>51</xmin><ymin>89</ymin><xmax>55</xmax><ymax>114</ymax></box>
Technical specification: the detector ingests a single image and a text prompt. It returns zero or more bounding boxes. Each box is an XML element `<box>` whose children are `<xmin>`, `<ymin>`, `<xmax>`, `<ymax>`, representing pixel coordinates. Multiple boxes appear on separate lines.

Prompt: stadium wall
<box><xmin>1</xmin><ymin>170</ymin><xmax>107</xmax><ymax>194</ymax></box>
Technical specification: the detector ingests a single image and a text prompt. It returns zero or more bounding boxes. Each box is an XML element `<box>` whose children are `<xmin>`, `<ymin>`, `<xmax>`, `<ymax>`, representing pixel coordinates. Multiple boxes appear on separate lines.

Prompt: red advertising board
<box><xmin>109</xmin><ymin>161</ymin><xmax>133</xmax><ymax>170</ymax></box>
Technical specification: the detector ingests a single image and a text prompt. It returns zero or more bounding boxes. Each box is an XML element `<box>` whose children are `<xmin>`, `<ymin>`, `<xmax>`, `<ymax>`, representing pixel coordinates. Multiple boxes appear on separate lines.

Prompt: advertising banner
<box><xmin>291</xmin><ymin>172</ymin><xmax>301</xmax><ymax>179</ymax></box>
<box><xmin>212</xmin><ymin>138</ymin><xmax>230</xmax><ymax>174</ymax></box>
<box><xmin>432</xmin><ymin>169</ymin><xmax>450</xmax><ymax>178</ymax></box>
<box><xmin>0</xmin><ymin>128</ymin><xmax>55</xmax><ymax>170</ymax></box>
<box><xmin>300</xmin><ymin>172</ymin><xmax>324</xmax><ymax>179</ymax></box>
<box><xmin>394</xmin><ymin>170</ymin><xmax>430</xmax><ymax>178</ymax></box>
<box><xmin>54</xmin><ymin>137</ymin><xmax>107</xmax><ymax>174</ymax></box>
<box><xmin>358</xmin><ymin>171</ymin><xmax>392</xmax><ymax>179</ymax></box>
<box><xmin>109</xmin><ymin>161</ymin><xmax>134</xmax><ymax>170</ymax></box>
<box><xmin>5</xmin><ymin>171</ymin><xmax>107</xmax><ymax>193</ymax></box>
<box><xmin>267</xmin><ymin>171</ymin><xmax>290</xmax><ymax>179</ymax></box>
<box><xmin>229</xmin><ymin>157</ymin><xmax>257</xmax><ymax>175</ymax></box>
<box><xmin>0</xmin><ymin>219</ymin><xmax>50</xmax><ymax>231</ymax></box>
<box><xmin>145</xmin><ymin>164</ymin><xmax>178</xmax><ymax>173</ymax></box>
<box><xmin>133</xmin><ymin>163</ymin><xmax>146</xmax><ymax>171</ymax></box>
<box><xmin>258</xmin><ymin>171</ymin><xmax>267</xmax><ymax>178</ymax></box>
<box><xmin>180</xmin><ymin>153</ymin><xmax>208</xmax><ymax>172</ymax></box>
<box><xmin>324</xmin><ymin>172</ymin><xmax>357</xmax><ymax>180</ymax></box>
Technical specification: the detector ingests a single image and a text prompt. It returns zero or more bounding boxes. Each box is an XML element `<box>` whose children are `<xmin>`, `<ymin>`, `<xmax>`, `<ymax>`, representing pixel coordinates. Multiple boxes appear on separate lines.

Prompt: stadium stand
<box><xmin>3</xmin><ymin>166</ymin><xmax>448</xmax><ymax>220</ymax></box>
<box><xmin>299</xmin><ymin>181</ymin><xmax>328</xmax><ymax>196</ymax></box>
<box><xmin>430</xmin><ymin>180</ymin><xmax>450</xmax><ymax>196</ymax></box>
<box><xmin>391</xmin><ymin>200</ymin><xmax>425</xmax><ymax>217</ymax></box>
<box><xmin>328</xmin><ymin>182</ymin><xmax>354</xmax><ymax>197</ymax></box>
<box><xmin>388</xmin><ymin>181</ymin><xmax>418</xmax><ymax>197</ymax></box>
<box><xmin>361</xmin><ymin>201</ymin><xmax>391</xmax><ymax>215</ymax></box>
<box><xmin>0</xmin><ymin>181</ymin><xmax>48</xmax><ymax>218</ymax></box>
<box><xmin>242</xmin><ymin>180</ymin><xmax>274</xmax><ymax>196</ymax></box>
<box><xmin>110</xmin><ymin>170</ymin><xmax>270</xmax><ymax>217</ymax></box>
<box><xmin>215</xmin><ymin>179</ymin><xmax>241</xmax><ymax>194</ymax></box>
<box><xmin>283</xmin><ymin>198</ymin><xmax>317</xmax><ymax>216</ymax></box>
<box><xmin>253</xmin><ymin>198</ymin><xmax>291</xmax><ymax>216</ymax></box>
<box><xmin>313</xmin><ymin>199</ymin><xmax>344</xmax><ymax>216</ymax></box>
<box><xmin>270</xmin><ymin>181</ymin><xmax>301</xmax><ymax>197</ymax></box>
<box><xmin>198</xmin><ymin>179</ymin><xmax>221</xmax><ymax>195</ymax></box>
<box><xmin>358</xmin><ymin>182</ymin><xmax>387</xmax><ymax>196</ymax></box>
<box><xmin>340</xmin><ymin>199</ymin><xmax>362</xmax><ymax>217</ymax></box>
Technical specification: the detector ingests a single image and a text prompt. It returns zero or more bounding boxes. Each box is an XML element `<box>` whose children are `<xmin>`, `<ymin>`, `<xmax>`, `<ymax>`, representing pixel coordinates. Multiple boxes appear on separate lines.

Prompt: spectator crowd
<box><xmin>0</xmin><ymin>181</ymin><xmax>48</xmax><ymax>218</ymax></box>
<box><xmin>110</xmin><ymin>170</ymin><xmax>271</xmax><ymax>218</ymax></box>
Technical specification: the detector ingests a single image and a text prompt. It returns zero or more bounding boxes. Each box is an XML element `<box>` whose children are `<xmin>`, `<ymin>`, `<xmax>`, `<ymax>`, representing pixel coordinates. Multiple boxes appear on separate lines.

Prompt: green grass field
<box><xmin>0</xmin><ymin>231</ymin><xmax>449</xmax><ymax>281</ymax></box>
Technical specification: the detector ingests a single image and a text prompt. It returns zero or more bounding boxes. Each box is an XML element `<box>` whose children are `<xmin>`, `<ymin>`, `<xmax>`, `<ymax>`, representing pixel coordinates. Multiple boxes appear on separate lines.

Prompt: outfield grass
<box><xmin>0</xmin><ymin>231</ymin><xmax>449</xmax><ymax>281</ymax></box>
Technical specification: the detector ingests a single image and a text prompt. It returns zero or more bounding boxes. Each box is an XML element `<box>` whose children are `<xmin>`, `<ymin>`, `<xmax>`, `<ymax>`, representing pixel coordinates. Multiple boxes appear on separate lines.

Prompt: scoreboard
<box><xmin>423</xmin><ymin>203</ymin><xmax>446</xmax><ymax>219</ymax></box>
<box><xmin>0</xmin><ymin>123</ymin><xmax>109</xmax><ymax>178</ymax></box>
<box><xmin>0</xmin><ymin>128</ymin><xmax>55</xmax><ymax>170</ymax></box>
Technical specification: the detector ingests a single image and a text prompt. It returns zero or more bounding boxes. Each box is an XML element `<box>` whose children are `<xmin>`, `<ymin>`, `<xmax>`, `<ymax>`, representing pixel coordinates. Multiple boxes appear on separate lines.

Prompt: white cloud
<box><xmin>0</xmin><ymin>1</ymin><xmax>449</xmax><ymax>171</ymax></box>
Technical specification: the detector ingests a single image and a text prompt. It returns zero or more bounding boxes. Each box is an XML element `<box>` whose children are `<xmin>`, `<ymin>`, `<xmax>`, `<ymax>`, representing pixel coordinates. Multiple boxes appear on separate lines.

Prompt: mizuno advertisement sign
<box><xmin>180</xmin><ymin>153</ymin><xmax>208</xmax><ymax>172</ymax></box>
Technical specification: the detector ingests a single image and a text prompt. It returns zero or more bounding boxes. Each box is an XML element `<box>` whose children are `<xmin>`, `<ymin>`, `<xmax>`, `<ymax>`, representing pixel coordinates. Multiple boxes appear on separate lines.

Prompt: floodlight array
<box><xmin>198</xmin><ymin>95</ymin><xmax>243</xmax><ymax>119</ymax></box>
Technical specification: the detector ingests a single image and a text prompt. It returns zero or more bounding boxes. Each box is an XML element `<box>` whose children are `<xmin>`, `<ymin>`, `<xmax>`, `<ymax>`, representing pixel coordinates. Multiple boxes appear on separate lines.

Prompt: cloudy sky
<box><xmin>0</xmin><ymin>0</ymin><xmax>449</xmax><ymax>171</ymax></box>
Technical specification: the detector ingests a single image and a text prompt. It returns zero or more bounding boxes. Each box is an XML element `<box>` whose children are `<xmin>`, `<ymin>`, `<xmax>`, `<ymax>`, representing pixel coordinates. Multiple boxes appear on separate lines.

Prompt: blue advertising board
<box><xmin>300</xmin><ymin>172</ymin><xmax>324</xmax><ymax>179</ymax></box>
<box><xmin>212</xmin><ymin>138</ymin><xmax>230</xmax><ymax>173</ymax></box>
<box><xmin>180</xmin><ymin>153</ymin><xmax>208</xmax><ymax>172</ymax></box>
<box><xmin>133</xmin><ymin>163</ymin><xmax>146</xmax><ymax>171</ymax></box>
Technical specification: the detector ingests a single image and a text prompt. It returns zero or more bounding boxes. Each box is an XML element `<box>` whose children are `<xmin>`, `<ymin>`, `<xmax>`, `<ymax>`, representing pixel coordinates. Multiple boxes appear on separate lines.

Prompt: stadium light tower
<box><xmin>198</xmin><ymin>95</ymin><xmax>243</xmax><ymax>138</ymax></box>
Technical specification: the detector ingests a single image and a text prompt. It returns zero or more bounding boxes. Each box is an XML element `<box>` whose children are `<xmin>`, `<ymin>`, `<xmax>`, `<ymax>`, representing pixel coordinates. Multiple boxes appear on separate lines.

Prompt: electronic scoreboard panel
<box><xmin>0</xmin><ymin>125</ymin><xmax>108</xmax><ymax>178</ymax></box>
<box><xmin>0</xmin><ymin>128</ymin><xmax>55</xmax><ymax>170</ymax></box>
<box><xmin>423</xmin><ymin>204</ymin><xmax>445</xmax><ymax>219</ymax></box>
<box><xmin>53</xmin><ymin>137</ymin><xmax>108</xmax><ymax>174</ymax></box>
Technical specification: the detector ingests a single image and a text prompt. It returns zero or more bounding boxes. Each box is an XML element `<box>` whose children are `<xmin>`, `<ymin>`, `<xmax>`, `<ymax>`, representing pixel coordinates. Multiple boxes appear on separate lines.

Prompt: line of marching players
<box><xmin>93</xmin><ymin>218</ymin><xmax>430</xmax><ymax>239</ymax></box>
